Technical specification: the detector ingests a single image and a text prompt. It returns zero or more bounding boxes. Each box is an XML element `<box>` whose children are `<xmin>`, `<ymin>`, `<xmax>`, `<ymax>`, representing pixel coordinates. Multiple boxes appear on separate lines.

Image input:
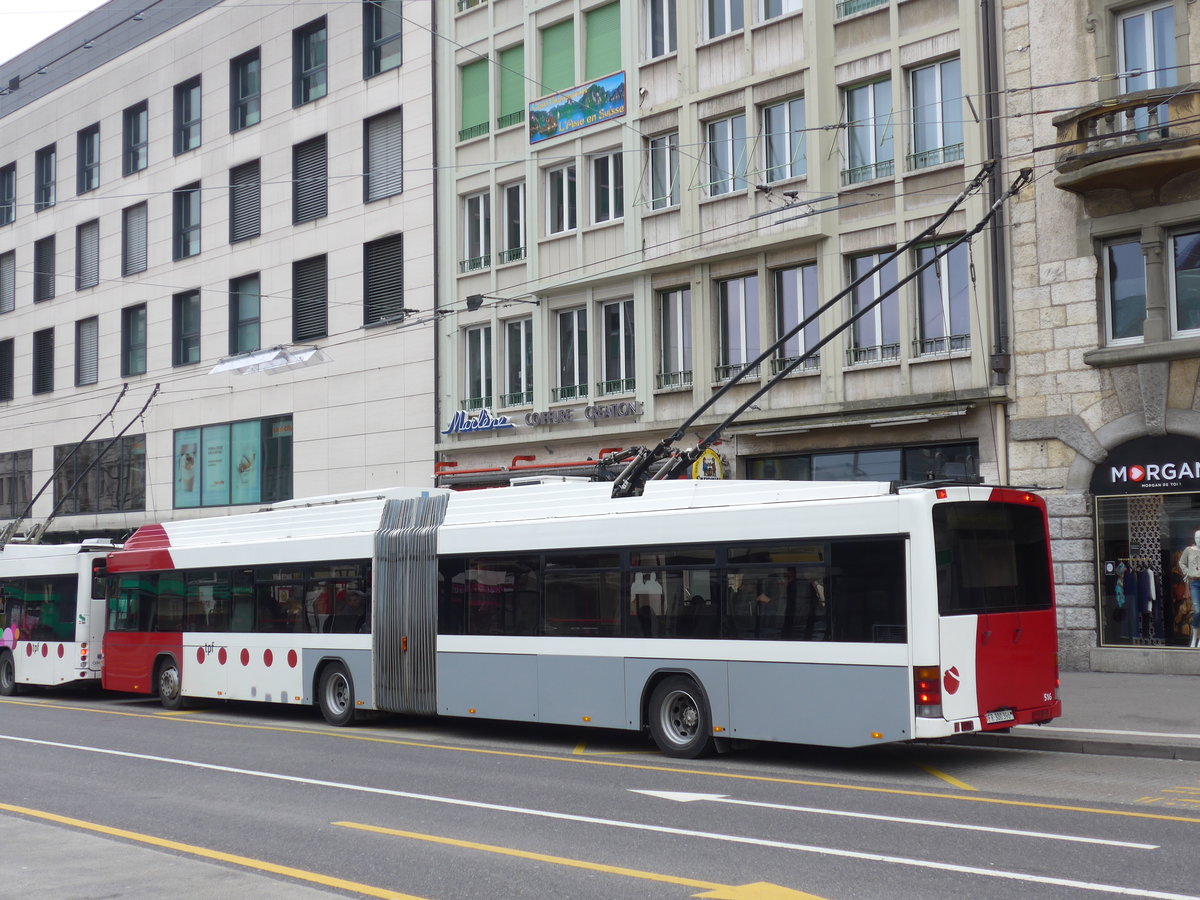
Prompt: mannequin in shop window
<box><xmin>1178</xmin><ymin>531</ymin><xmax>1200</xmax><ymax>648</ymax></box>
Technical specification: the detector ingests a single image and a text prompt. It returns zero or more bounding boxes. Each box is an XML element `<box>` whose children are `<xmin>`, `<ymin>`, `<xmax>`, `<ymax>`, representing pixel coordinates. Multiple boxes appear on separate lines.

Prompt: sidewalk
<box><xmin>950</xmin><ymin>671</ymin><xmax>1200</xmax><ymax>760</ymax></box>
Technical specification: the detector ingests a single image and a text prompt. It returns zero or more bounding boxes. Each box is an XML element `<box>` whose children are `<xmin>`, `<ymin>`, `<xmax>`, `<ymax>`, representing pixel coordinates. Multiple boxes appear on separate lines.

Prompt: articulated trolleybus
<box><xmin>0</xmin><ymin>540</ymin><xmax>119</xmax><ymax>695</ymax></box>
<box><xmin>102</xmin><ymin>480</ymin><xmax>1061</xmax><ymax>756</ymax></box>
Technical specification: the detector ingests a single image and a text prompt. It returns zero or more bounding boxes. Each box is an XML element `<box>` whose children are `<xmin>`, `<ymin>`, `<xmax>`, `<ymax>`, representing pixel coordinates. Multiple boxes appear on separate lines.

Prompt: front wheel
<box><xmin>157</xmin><ymin>657</ymin><xmax>184</xmax><ymax>710</ymax></box>
<box><xmin>318</xmin><ymin>662</ymin><xmax>356</xmax><ymax>726</ymax></box>
<box><xmin>648</xmin><ymin>675</ymin><xmax>715</xmax><ymax>758</ymax></box>
<box><xmin>0</xmin><ymin>651</ymin><xmax>17</xmax><ymax>696</ymax></box>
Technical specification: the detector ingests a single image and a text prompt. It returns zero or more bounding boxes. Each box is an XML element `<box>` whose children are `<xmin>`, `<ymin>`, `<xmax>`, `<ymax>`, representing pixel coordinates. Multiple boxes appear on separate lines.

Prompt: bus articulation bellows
<box><xmin>99</xmin><ymin>480</ymin><xmax>1061</xmax><ymax>757</ymax></box>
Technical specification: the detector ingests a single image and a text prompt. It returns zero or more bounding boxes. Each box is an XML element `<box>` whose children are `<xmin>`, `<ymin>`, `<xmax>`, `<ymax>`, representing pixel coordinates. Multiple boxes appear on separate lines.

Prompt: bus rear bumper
<box><xmin>914</xmin><ymin>700</ymin><xmax>1063</xmax><ymax>739</ymax></box>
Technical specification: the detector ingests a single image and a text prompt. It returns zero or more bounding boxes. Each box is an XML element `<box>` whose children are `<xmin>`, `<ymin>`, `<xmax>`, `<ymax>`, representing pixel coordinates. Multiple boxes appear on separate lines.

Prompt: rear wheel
<box><xmin>157</xmin><ymin>657</ymin><xmax>184</xmax><ymax>710</ymax></box>
<box><xmin>318</xmin><ymin>662</ymin><xmax>355</xmax><ymax>726</ymax></box>
<box><xmin>648</xmin><ymin>675</ymin><xmax>714</xmax><ymax>758</ymax></box>
<box><xmin>0</xmin><ymin>651</ymin><xmax>17</xmax><ymax>696</ymax></box>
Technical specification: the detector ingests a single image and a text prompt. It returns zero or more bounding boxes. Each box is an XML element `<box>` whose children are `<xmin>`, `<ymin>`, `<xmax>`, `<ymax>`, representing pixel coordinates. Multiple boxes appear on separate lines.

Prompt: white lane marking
<box><xmin>0</xmin><ymin>734</ymin><xmax>1191</xmax><ymax>900</ymax></box>
<box><xmin>630</xmin><ymin>790</ymin><xmax>1157</xmax><ymax>850</ymax></box>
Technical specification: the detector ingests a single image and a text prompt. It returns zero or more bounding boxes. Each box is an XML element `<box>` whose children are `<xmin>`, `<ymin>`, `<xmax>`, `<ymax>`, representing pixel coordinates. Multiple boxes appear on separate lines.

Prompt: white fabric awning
<box><xmin>209</xmin><ymin>346</ymin><xmax>328</xmax><ymax>375</ymax></box>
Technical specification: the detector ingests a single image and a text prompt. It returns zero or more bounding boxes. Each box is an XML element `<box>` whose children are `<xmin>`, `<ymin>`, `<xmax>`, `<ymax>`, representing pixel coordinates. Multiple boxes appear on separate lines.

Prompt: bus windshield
<box><xmin>933</xmin><ymin>501</ymin><xmax>1052</xmax><ymax>615</ymax></box>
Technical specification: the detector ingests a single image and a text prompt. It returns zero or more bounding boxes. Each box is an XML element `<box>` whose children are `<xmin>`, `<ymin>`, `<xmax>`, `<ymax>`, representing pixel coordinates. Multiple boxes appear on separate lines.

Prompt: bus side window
<box><xmin>437</xmin><ymin>558</ymin><xmax>466</xmax><ymax>635</ymax></box>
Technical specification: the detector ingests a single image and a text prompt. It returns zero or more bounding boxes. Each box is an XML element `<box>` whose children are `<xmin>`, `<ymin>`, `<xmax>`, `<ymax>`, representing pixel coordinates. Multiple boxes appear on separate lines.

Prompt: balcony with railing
<box><xmin>846</xmin><ymin>343</ymin><xmax>900</xmax><ymax>366</ymax></box>
<box><xmin>500</xmin><ymin>389</ymin><xmax>533</xmax><ymax>407</ymax></box>
<box><xmin>771</xmin><ymin>354</ymin><xmax>819</xmax><ymax>376</ymax></box>
<box><xmin>836</xmin><ymin>0</ymin><xmax>886</xmax><ymax>17</ymax></box>
<box><xmin>907</xmin><ymin>142</ymin><xmax>964</xmax><ymax>172</ymax></box>
<box><xmin>459</xmin><ymin>254</ymin><xmax>490</xmax><ymax>274</ymax></box>
<box><xmin>656</xmin><ymin>369</ymin><xmax>693</xmax><ymax>390</ymax></box>
<box><xmin>458</xmin><ymin>121</ymin><xmax>489</xmax><ymax>142</ymax></box>
<box><xmin>497</xmin><ymin>110</ymin><xmax>524</xmax><ymax>130</ymax></box>
<box><xmin>597</xmin><ymin>377</ymin><xmax>635</xmax><ymax>396</ymax></box>
<box><xmin>462</xmin><ymin>395</ymin><xmax>492</xmax><ymax>411</ymax></box>
<box><xmin>552</xmin><ymin>383</ymin><xmax>588</xmax><ymax>402</ymax></box>
<box><xmin>841</xmin><ymin>158</ymin><xmax>894</xmax><ymax>187</ymax></box>
<box><xmin>1053</xmin><ymin>85</ymin><xmax>1200</xmax><ymax>214</ymax></box>
<box><xmin>914</xmin><ymin>334</ymin><xmax>970</xmax><ymax>357</ymax></box>
<box><xmin>498</xmin><ymin>246</ymin><xmax>526</xmax><ymax>264</ymax></box>
<box><xmin>714</xmin><ymin>363</ymin><xmax>761</xmax><ymax>382</ymax></box>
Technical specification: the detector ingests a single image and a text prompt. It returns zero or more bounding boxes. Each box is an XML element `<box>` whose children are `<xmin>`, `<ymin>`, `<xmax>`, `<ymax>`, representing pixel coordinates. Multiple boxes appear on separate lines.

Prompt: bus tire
<box><xmin>157</xmin><ymin>657</ymin><xmax>185</xmax><ymax>711</ymax></box>
<box><xmin>318</xmin><ymin>662</ymin><xmax>355</xmax><ymax>726</ymax></box>
<box><xmin>0</xmin><ymin>650</ymin><xmax>17</xmax><ymax>696</ymax></box>
<box><xmin>648</xmin><ymin>675</ymin><xmax>714</xmax><ymax>759</ymax></box>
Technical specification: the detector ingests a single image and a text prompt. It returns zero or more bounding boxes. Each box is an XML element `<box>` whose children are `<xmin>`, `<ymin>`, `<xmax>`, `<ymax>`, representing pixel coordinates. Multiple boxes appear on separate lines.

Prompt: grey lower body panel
<box><xmin>436</xmin><ymin>652</ymin><xmax>910</xmax><ymax>747</ymax></box>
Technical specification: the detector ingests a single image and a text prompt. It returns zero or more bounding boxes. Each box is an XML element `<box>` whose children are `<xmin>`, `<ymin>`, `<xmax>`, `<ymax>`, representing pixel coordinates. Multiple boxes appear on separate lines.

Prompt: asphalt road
<box><xmin>3</xmin><ymin>690</ymin><xmax>1199</xmax><ymax>900</ymax></box>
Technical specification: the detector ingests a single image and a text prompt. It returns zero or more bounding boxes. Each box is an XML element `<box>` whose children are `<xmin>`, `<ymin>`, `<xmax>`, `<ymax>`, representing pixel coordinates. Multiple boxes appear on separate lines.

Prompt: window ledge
<box><xmin>642</xmin><ymin>202</ymin><xmax>680</xmax><ymax>218</ymax></box>
<box><xmin>589</xmin><ymin>217</ymin><xmax>624</xmax><ymax>230</ymax></box>
<box><xmin>754</xmin><ymin>10</ymin><xmax>804</xmax><ymax>30</ymax></box>
<box><xmin>641</xmin><ymin>50</ymin><xmax>679</xmax><ymax>67</ymax></box>
<box><xmin>903</xmin><ymin>155</ymin><xmax>965</xmax><ymax>179</ymax></box>
<box><xmin>699</xmin><ymin>187</ymin><xmax>750</xmax><ymax>205</ymax></box>
<box><xmin>911</xmin><ymin>349</ymin><xmax>971</xmax><ymax>365</ymax></box>
<box><xmin>697</xmin><ymin>29</ymin><xmax>745</xmax><ymax>50</ymax></box>
<box><xmin>1084</xmin><ymin>336</ymin><xmax>1200</xmax><ymax>368</ymax></box>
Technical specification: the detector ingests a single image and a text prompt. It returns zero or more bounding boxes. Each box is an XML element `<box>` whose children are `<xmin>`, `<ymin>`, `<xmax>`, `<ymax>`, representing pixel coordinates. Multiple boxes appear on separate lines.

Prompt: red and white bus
<box><xmin>102</xmin><ymin>480</ymin><xmax>1061</xmax><ymax>756</ymax></box>
<box><xmin>0</xmin><ymin>540</ymin><xmax>118</xmax><ymax>695</ymax></box>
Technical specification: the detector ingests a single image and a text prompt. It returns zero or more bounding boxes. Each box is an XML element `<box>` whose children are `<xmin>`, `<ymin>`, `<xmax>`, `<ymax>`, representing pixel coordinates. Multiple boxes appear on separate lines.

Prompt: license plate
<box><xmin>985</xmin><ymin>708</ymin><xmax>1015</xmax><ymax>724</ymax></box>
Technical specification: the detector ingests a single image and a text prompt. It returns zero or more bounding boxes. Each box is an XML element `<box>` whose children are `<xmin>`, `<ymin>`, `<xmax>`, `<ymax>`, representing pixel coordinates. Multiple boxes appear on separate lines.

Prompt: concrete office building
<box><xmin>434</xmin><ymin>0</ymin><xmax>1015</xmax><ymax>493</ymax></box>
<box><xmin>0</xmin><ymin>0</ymin><xmax>433</xmax><ymax>540</ymax></box>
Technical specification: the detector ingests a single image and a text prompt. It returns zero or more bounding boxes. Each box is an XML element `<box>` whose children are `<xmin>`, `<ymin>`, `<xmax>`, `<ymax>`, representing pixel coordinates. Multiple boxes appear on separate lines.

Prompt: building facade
<box><xmin>0</xmin><ymin>0</ymin><xmax>434</xmax><ymax>541</ymax></box>
<box><xmin>434</xmin><ymin>0</ymin><xmax>1013</xmax><ymax>493</ymax></box>
<box><xmin>1004</xmin><ymin>0</ymin><xmax>1200</xmax><ymax>671</ymax></box>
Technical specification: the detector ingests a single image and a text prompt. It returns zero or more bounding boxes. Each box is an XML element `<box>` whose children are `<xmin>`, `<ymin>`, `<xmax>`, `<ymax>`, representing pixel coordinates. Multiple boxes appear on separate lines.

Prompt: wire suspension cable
<box><xmin>27</xmin><ymin>384</ymin><xmax>159</xmax><ymax>545</ymax></box>
<box><xmin>0</xmin><ymin>383</ymin><xmax>130</xmax><ymax>549</ymax></box>
<box><xmin>650</xmin><ymin>167</ymin><xmax>1033</xmax><ymax>486</ymax></box>
<box><xmin>608</xmin><ymin>161</ymin><xmax>999</xmax><ymax>498</ymax></box>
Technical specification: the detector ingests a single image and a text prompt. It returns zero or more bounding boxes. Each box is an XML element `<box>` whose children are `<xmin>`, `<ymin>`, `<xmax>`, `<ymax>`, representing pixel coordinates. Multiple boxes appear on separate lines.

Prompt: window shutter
<box><xmin>33</xmin><ymin>328</ymin><xmax>54</xmax><ymax>395</ymax></box>
<box><xmin>0</xmin><ymin>251</ymin><xmax>13</xmax><ymax>313</ymax></box>
<box><xmin>293</xmin><ymin>136</ymin><xmax>327</xmax><ymax>224</ymax></box>
<box><xmin>123</xmin><ymin>203</ymin><xmax>147</xmax><ymax>275</ymax></box>
<box><xmin>292</xmin><ymin>255</ymin><xmax>328</xmax><ymax>341</ymax></box>
<box><xmin>76</xmin><ymin>317</ymin><xmax>98</xmax><ymax>385</ymax></box>
<box><xmin>77</xmin><ymin>220</ymin><xmax>99</xmax><ymax>290</ymax></box>
<box><xmin>230</xmin><ymin>160</ymin><xmax>261</xmax><ymax>242</ymax></box>
<box><xmin>585</xmin><ymin>4</ymin><xmax>620</xmax><ymax>80</ymax></box>
<box><xmin>0</xmin><ymin>338</ymin><xmax>12</xmax><ymax>401</ymax></box>
<box><xmin>364</xmin><ymin>234</ymin><xmax>404</xmax><ymax>324</ymax></box>
<box><xmin>499</xmin><ymin>46</ymin><xmax>525</xmax><ymax>119</ymax></box>
<box><xmin>365</xmin><ymin>108</ymin><xmax>403</xmax><ymax>201</ymax></box>
<box><xmin>460</xmin><ymin>60</ymin><xmax>489</xmax><ymax>129</ymax></box>
<box><xmin>540</xmin><ymin>20</ymin><xmax>574</xmax><ymax>94</ymax></box>
<box><xmin>34</xmin><ymin>237</ymin><xmax>55</xmax><ymax>302</ymax></box>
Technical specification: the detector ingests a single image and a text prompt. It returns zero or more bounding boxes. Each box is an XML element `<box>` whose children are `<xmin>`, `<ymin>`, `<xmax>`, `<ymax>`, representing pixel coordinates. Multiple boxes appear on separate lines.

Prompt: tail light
<box><xmin>914</xmin><ymin>666</ymin><xmax>943</xmax><ymax>718</ymax></box>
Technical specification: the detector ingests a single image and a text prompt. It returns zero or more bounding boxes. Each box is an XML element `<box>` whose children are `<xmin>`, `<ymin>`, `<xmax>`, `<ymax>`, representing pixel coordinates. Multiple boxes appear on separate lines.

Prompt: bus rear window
<box><xmin>933</xmin><ymin>502</ymin><xmax>1052</xmax><ymax>615</ymax></box>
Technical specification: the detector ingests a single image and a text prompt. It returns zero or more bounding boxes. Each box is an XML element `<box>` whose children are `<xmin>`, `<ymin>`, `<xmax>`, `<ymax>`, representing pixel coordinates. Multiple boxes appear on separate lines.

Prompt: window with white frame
<box><xmin>1103</xmin><ymin>236</ymin><xmax>1146</xmax><ymax>344</ymax></box>
<box><xmin>503</xmin><ymin>317</ymin><xmax>534</xmax><ymax>406</ymax></box>
<box><xmin>1172</xmin><ymin>229</ymin><xmax>1200</xmax><ymax>335</ymax></box>
<box><xmin>774</xmin><ymin>264</ymin><xmax>819</xmax><ymax>374</ymax></box>
<box><xmin>763</xmin><ymin>97</ymin><xmax>806</xmax><ymax>183</ymax></box>
<box><xmin>648</xmin><ymin>132</ymin><xmax>679</xmax><ymax>210</ymax></box>
<box><xmin>762</xmin><ymin>0</ymin><xmax>802</xmax><ymax>21</ymax></box>
<box><xmin>848</xmin><ymin>251</ymin><xmax>900</xmax><ymax>364</ymax></box>
<box><xmin>706</xmin><ymin>113</ymin><xmax>748</xmax><ymax>196</ymax></box>
<box><xmin>601</xmin><ymin>299</ymin><xmax>635</xmax><ymax>394</ymax></box>
<box><xmin>592</xmin><ymin>151</ymin><xmax>624</xmax><ymax>224</ymax></box>
<box><xmin>462</xmin><ymin>191</ymin><xmax>491</xmax><ymax>272</ymax></box>
<box><xmin>555</xmin><ymin>307</ymin><xmax>588</xmax><ymax>400</ymax></box>
<box><xmin>909</xmin><ymin>58</ymin><xmax>962</xmax><ymax>170</ymax></box>
<box><xmin>842</xmin><ymin>79</ymin><xmax>893</xmax><ymax>185</ymax></box>
<box><xmin>647</xmin><ymin>0</ymin><xmax>677</xmax><ymax>58</ymax></box>
<box><xmin>705</xmin><ymin>0</ymin><xmax>744</xmax><ymax>39</ymax></box>
<box><xmin>1119</xmin><ymin>3</ymin><xmax>1176</xmax><ymax>93</ymax></box>
<box><xmin>500</xmin><ymin>182</ymin><xmax>526</xmax><ymax>263</ymax></box>
<box><xmin>464</xmin><ymin>324</ymin><xmax>493</xmax><ymax>410</ymax></box>
<box><xmin>546</xmin><ymin>163</ymin><xmax>577</xmax><ymax>235</ymax></box>
<box><xmin>715</xmin><ymin>274</ymin><xmax>759</xmax><ymax>380</ymax></box>
<box><xmin>915</xmin><ymin>241</ymin><xmax>970</xmax><ymax>354</ymax></box>
<box><xmin>658</xmin><ymin>287</ymin><xmax>692</xmax><ymax>389</ymax></box>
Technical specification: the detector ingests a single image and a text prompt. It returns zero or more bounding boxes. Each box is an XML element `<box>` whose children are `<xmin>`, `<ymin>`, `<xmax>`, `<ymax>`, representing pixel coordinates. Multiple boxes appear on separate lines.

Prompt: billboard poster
<box><xmin>203</xmin><ymin>424</ymin><xmax>231</xmax><ymax>507</ymax></box>
<box><xmin>530</xmin><ymin>71</ymin><xmax>626</xmax><ymax>144</ymax></box>
<box><xmin>174</xmin><ymin>428</ymin><xmax>201</xmax><ymax>508</ymax></box>
<box><xmin>231</xmin><ymin>420</ymin><xmax>262</xmax><ymax>505</ymax></box>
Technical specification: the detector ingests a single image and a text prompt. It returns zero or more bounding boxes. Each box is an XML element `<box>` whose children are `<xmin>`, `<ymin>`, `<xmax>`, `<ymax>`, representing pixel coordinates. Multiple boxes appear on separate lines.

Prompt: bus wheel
<box><xmin>318</xmin><ymin>662</ymin><xmax>355</xmax><ymax>726</ymax></box>
<box><xmin>157</xmin><ymin>658</ymin><xmax>184</xmax><ymax>711</ymax></box>
<box><xmin>0</xmin><ymin>651</ymin><xmax>17</xmax><ymax>696</ymax></box>
<box><xmin>648</xmin><ymin>675</ymin><xmax>714</xmax><ymax>758</ymax></box>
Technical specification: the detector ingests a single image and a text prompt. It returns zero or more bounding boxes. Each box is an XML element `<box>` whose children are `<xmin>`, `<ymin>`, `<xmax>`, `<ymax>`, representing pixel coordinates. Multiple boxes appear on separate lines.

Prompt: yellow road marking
<box><xmin>335</xmin><ymin>822</ymin><xmax>825</xmax><ymax>900</ymax></box>
<box><xmin>573</xmin><ymin>740</ymin><xmax>587</xmax><ymax>755</ymax></box>
<box><xmin>0</xmin><ymin>801</ymin><xmax>429</xmax><ymax>900</ymax></box>
<box><xmin>915</xmin><ymin>763</ymin><xmax>977</xmax><ymax>792</ymax></box>
<box><xmin>7</xmin><ymin>696</ymin><xmax>1200</xmax><ymax>824</ymax></box>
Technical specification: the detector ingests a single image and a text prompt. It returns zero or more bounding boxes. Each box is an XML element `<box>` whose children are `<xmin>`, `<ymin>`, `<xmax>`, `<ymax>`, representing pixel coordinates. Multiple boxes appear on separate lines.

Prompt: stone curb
<box><xmin>943</xmin><ymin>732</ymin><xmax>1200</xmax><ymax>761</ymax></box>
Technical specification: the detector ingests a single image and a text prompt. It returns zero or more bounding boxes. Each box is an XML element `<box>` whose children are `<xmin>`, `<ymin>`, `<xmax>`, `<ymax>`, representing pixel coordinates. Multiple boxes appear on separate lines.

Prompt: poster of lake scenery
<box><xmin>529</xmin><ymin>71</ymin><xmax>626</xmax><ymax>144</ymax></box>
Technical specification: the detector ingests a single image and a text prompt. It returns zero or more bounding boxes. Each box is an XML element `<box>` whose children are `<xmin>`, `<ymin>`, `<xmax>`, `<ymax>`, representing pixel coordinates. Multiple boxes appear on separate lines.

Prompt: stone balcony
<box><xmin>1053</xmin><ymin>86</ymin><xmax>1200</xmax><ymax>216</ymax></box>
